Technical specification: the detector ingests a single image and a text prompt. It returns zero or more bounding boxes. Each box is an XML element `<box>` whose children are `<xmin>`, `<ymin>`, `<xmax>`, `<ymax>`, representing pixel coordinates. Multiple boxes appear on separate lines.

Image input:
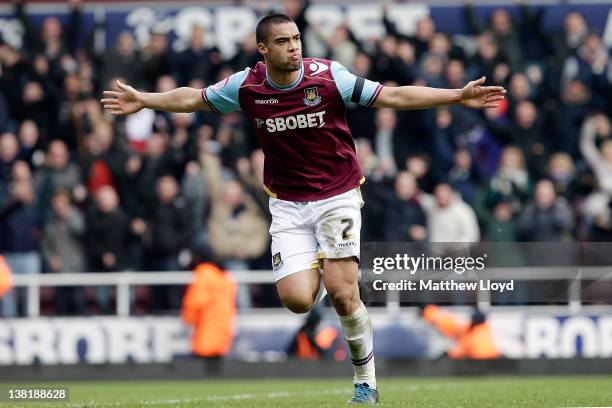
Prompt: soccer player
<box><xmin>101</xmin><ymin>14</ymin><xmax>505</xmax><ymax>404</ymax></box>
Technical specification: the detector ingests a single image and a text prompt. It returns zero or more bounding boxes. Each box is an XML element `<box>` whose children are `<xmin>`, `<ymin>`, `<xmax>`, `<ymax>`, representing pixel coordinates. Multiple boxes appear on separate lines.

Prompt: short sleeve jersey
<box><xmin>202</xmin><ymin>58</ymin><xmax>383</xmax><ymax>201</ymax></box>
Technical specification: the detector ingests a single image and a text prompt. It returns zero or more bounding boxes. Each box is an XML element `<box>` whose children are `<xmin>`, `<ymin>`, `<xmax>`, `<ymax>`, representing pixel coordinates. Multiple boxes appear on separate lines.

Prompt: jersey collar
<box><xmin>266</xmin><ymin>61</ymin><xmax>304</xmax><ymax>91</ymax></box>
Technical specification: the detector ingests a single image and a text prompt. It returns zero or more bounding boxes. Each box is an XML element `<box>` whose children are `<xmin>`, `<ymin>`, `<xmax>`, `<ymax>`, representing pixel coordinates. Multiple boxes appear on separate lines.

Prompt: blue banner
<box><xmin>0</xmin><ymin>2</ymin><xmax>610</xmax><ymax>58</ymax></box>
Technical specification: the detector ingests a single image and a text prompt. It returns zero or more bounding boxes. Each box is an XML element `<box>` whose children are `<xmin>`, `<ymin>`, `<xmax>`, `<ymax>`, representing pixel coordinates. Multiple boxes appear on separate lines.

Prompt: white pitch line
<box><xmin>55</xmin><ymin>382</ymin><xmax>459</xmax><ymax>407</ymax></box>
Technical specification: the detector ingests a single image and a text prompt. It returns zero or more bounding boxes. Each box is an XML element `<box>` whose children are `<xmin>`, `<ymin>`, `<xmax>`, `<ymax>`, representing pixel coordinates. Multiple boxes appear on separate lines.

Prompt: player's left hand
<box><xmin>460</xmin><ymin>76</ymin><xmax>506</xmax><ymax>109</ymax></box>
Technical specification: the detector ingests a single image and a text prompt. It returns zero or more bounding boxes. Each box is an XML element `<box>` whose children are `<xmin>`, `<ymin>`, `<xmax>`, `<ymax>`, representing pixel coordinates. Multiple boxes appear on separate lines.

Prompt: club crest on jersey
<box><xmin>255</xmin><ymin>118</ymin><xmax>264</xmax><ymax>128</ymax></box>
<box><xmin>303</xmin><ymin>87</ymin><xmax>321</xmax><ymax>107</ymax></box>
<box><xmin>272</xmin><ymin>252</ymin><xmax>283</xmax><ymax>271</ymax></box>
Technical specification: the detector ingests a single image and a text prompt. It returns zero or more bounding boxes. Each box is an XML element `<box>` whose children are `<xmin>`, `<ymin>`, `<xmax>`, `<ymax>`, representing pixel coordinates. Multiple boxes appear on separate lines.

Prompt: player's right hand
<box><xmin>100</xmin><ymin>81</ymin><xmax>144</xmax><ymax>115</ymax></box>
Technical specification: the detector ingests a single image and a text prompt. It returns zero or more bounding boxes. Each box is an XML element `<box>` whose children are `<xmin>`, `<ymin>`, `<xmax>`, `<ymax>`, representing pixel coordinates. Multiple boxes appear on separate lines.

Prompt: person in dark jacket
<box><xmin>173</xmin><ymin>25</ymin><xmax>222</xmax><ymax>86</ymax></box>
<box><xmin>486</xmin><ymin>100</ymin><xmax>551</xmax><ymax>179</ymax></box>
<box><xmin>518</xmin><ymin>179</ymin><xmax>574</xmax><ymax>242</ymax></box>
<box><xmin>145</xmin><ymin>175</ymin><xmax>191</xmax><ymax>311</ymax></box>
<box><xmin>0</xmin><ymin>178</ymin><xmax>42</xmax><ymax>316</ymax></box>
<box><xmin>86</xmin><ymin>185</ymin><xmax>143</xmax><ymax>312</ymax></box>
<box><xmin>383</xmin><ymin>171</ymin><xmax>427</xmax><ymax>242</ymax></box>
<box><xmin>14</xmin><ymin>0</ymin><xmax>82</xmax><ymax>58</ymax></box>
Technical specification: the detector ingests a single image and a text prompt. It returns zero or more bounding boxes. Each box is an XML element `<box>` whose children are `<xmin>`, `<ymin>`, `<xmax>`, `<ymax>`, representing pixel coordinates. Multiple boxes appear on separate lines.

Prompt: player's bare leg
<box><xmin>323</xmin><ymin>257</ymin><xmax>378</xmax><ymax>404</ymax></box>
<box><xmin>275</xmin><ymin>268</ymin><xmax>322</xmax><ymax>314</ymax></box>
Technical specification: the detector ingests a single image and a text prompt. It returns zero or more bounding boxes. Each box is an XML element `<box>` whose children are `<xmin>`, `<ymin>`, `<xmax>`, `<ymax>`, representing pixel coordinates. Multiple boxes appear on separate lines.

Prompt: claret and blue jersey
<box><xmin>202</xmin><ymin>58</ymin><xmax>383</xmax><ymax>202</ymax></box>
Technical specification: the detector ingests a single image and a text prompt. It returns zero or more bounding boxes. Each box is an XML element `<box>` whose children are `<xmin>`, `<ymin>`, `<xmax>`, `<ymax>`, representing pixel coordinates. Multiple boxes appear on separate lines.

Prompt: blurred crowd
<box><xmin>0</xmin><ymin>0</ymin><xmax>610</xmax><ymax>315</ymax></box>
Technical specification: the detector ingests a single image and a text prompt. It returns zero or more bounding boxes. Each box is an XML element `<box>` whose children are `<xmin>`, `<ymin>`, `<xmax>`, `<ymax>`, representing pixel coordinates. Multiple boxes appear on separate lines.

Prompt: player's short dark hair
<box><xmin>256</xmin><ymin>13</ymin><xmax>295</xmax><ymax>44</ymax></box>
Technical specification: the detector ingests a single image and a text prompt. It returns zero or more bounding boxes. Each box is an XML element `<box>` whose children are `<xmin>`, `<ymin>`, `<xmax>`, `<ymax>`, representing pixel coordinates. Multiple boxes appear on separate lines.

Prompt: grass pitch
<box><xmin>2</xmin><ymin>376</ymin><xmax>611</xmax><ymax>407</ymax></box>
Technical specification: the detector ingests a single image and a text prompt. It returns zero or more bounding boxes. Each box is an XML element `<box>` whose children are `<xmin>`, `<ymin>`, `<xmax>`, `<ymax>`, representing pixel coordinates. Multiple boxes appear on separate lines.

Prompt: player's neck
<box><xmin>266</xmin><ymin>63</ymin><xmax>302</xmax><ymax>88</ymax></box>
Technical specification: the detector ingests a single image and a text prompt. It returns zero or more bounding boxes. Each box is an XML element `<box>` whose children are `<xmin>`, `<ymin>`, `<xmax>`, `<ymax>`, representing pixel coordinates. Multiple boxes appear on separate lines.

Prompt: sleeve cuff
<box><xmin>366</xmin><ymin>84</ymin><xmax>384</xmax><ymax>107</ymax></box>
<box><xmin>201</xmin><ymin>88</ymin><xmax>222</xmax><ymax>115</ymax></box>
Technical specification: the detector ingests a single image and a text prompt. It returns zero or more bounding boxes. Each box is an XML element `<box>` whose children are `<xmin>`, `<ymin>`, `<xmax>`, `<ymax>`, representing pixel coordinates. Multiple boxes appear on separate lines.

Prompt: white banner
<box><xmin>0</xmin><ymin>317</ymin><xmax>191</xmax><ymax>365</ymax></box>
<box><xmin>2</xmin><ymin>312</ymin><xmax>612</xmax><ymax>365</ymax></box>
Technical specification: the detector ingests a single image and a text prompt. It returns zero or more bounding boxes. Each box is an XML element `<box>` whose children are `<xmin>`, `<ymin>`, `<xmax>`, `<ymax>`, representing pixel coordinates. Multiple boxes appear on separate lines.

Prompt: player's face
<box><xmin>259</xmin><ymin>22</ymin><xmax>302</xmax><ymax>72</ymax></box>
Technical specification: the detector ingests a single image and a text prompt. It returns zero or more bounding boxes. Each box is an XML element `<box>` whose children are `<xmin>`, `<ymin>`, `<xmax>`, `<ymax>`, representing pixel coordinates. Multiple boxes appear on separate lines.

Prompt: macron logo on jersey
<box><xmin>264</xmin><ymin>111</ymin><xmax>326</xmax><ymax>133</ymax></box>
<box><xmin>255</xmin><ymin>98</ymin><xmax>279</xmax><ymax>105</ymax></box>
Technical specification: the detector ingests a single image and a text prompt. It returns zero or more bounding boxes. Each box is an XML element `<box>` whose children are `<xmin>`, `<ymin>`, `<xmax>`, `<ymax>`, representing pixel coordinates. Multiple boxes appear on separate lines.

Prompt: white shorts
<box><xmin>269</xmin><ymin>188</ymin><xmax>364</xmax><ymax>282</ymax></box>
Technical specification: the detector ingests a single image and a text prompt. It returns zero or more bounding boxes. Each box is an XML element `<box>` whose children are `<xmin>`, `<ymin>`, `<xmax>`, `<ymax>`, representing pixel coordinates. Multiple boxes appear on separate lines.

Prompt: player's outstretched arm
<box><xmin>100</xmin><ymin>81</ymin><xmax>210</xmax><ymax>115</ymax></box>
<box><xmin>373</xmin><ymin>76</ymin><xmax>506</xmax><ymax>110</ymax></box>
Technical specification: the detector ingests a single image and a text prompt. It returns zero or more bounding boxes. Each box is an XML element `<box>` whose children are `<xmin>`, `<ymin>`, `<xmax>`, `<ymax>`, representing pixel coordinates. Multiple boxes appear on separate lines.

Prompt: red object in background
<box><xmin>128</xmin><ymin>140</ymin><xmax>147</xmax><ymax>154</ymax></box>
<box><xmin>495</xmin><ymin>97</ymin><xmax>509</xmax><ymax>116</ymax></box>
<box><xmin>423</xmin><ymin>304</ymin><xmax>501</xmax><ymax>360</ymax></box>
<box><xmin>0</xmin><ymin>255</ymin><xmax>13</xmax><ymax>298</ymax></box>
<box><xmin>87</xmin><ymin>159</ymin><xmax>115</xmax><ymax>194</ymax></box>
<box><xmin>181</xmin><ymin>262</ymin><xmax>237</xmax><ymax>357</ymax></box>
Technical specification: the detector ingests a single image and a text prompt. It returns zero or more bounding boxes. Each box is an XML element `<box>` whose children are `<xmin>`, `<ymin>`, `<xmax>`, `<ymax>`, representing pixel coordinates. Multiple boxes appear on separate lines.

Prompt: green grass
<box><xmin>1</xmin><ymin>376</ymin><xmax>612</xmax><ymax>407</ymax></box>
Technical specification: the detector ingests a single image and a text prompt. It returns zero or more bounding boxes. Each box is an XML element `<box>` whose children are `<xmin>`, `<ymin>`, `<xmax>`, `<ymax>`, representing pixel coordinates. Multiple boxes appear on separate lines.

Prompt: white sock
<box><xmin>339</xmin><ymin>301</ymin><xmax>376</xmax><ymax>389</ymax></box>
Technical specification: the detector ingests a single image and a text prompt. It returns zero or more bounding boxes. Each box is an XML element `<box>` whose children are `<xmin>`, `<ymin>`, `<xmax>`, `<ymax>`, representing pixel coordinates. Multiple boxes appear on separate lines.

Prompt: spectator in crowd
<box><xmin>14</xmin><ymin>0</ymin><xmax>82</xmax><ymax>59</ymax></box>
<box><xmin>346</xmin><ymin>52</ymin><xmax>377</xmax><ymax>141</ymax></box>
<box><xmin>468</xmin><ymin>32</ymin><xmax>505</xmax><ymax>82</ymax></box>
<box><xmin>86</xmin><ymin>186</ymin><xmax>142</xmax><ymax>311</ymax></box>
<box><xmin>486</xmin><ymin>100</ymin><xmax>550</xmax><ymax>178</ymax></box>
<box><xmin>447</xmin><ymin>148</ymin><xmax>482</xmax><ymax>205</ymax></box>
<box><xmin>4</xmin><ymin>160</ymin><xmax>37</xmax><ymax>207</ymax></box>
<box><xmin>0</xmin><ymin>177</ymin><xmax>42</xmax><ymax>316</ymax></box>
<box><xmin>383</xmin><ymin>171</ymin><xmax>427</xmax><ymax>242</ymax></box>
<box><xmin>423</xmin><ymin>182</ymin><xmax>480</xmax><ymax>243</ymax></box>
<box><xmin>37</xmin><ymin>140</ymin><xmax>86</xmax><ymax>214</ymax></box>
<box><xmin>480</xmin><ymin>195</ymin><xmax>518</xmax><ymax>243</ymax></box>
<box><xmin>125</xmin><ymin>132</ymin><xmax>187</xmax><ymax>216</ymax></box>
<box><xmin>430</xmin><ymin>107</ymin><xmax>483</xmax><ymax>180</ymax></box>
<box><xmin>0</xmin><ymin>42</ymin><xmax>29</xmax><ymax>122</ymax></box>
<box><xmin>546</xmin><ymin>153</ymin><xmax>580</xmax><ymax>203</ymax></box>
<box><xmin>24</xmin><ymin>54</ymin><xmax>65</xmax><ymax>140</ymax></box>
<box><xmin>408</xmin><ymin>17</ymin><xmax>436</xmax><ymax>60</ymax></box>
<box><xmin>201</xmin><ymin>152</ymin><xmax>269</xmax><ymax>262</ymax></box>
<box><xmin>423</xmin><ymin>304</ymin><xmax>500</xmax><ymax>359</ymax></box>
<box><xmin>554</xmin><ymin>79</ymin><xmax>592</xmax><ymax>158</ymax></box>
<box><xmin>174</xmin><ymin>25</ymin><xmax>222</xmax><ymax>87</ymax></box>
<box><xmin>16</xmin><ymin>120</ymin><xmax>40</xmax><ymax>168</ymax></box>
<box><xmin>550</xmin><ymin>11</ymin><xmax>588</xmax><ymax>66</ymax></box>
<box><xmin>479</xmin><ymin>146</ymin><xmax>531</xmax><ymax>214</ymax></box>
<box><xmin>230</xmin><ymin>33</ymin><xmax>261</xmax><ymax>75</ymax></box>
<box><xmin>200</xmin><ymin>151</ymin><xmax>269</xmax><ymax>309</ymax></box>
<box><xmin>580</xmin><ymin>114</ymin><xmax>612</xmax><ymax>238</ymax></box>
<box><xmin>313</xmin><ymin>24</ymin><xmax>360</xmax><ymax>71</ymax></box>
<box><xmin>181</xmin><ymin>160</ymin><xmax>209</xmax><ymax>251</ymax></box>
<box><xmin>406</xmin><ymin>155</ymin><xmax>435</xmax><ymax>194</ymax></box>
<box><xmin>0</xmin><ymin>132</ymin><xmax>19</xmax><ymax>191</ymax></box>
<box><xmin>139</xmin><ymin>29</ymin><xmax>172</xmax><ymax>91</ymax></box>
<box><xmin>507</xmin><ymin>72</ymin><xmax>535</xmax><ymax>109</ymax></box>
<box><xmin>82</xmin><ymin>121</ymin><xmax>123</xmax><ymax>194</ymax></box>
<box><xmin>356</xmin><ymin>138</ymin><xmax>392</xmax><ymax>241</ymax></box>
<box><xmin>102</xmin><ymin>31</ymin><xmax>141</xmax><ymax>88</ymax></box>
<box><xmin>182</xmin><ymin>259</ymin><xmax>237</xmax><ymax>358</ymax></box>
<box><xmin>518</xmin><ymin>179</ymin><xmax>574</xmax><ymax>242</ymax></box>
<box><xmin>41</xmin><ymin>188</ymin><xmax>86</xmax><ymax>314</ymax></box>
<box><xmin>373</xmin><ymin>108</ymin><xmax>398</xmax><ymax>176</ymax></box>
<box><xmin>145</xmin><ymin>175</ymin><xmax>191</xmax><ymax>310</ymax></box>
<box><xmin>463</xmin><ymin>2</ymin><xmax>523</xmax><ymax>72</ymax></box>
<box><xmin>235</xmin><ymin>148</ymin><xmax>269</xmax><ymax>221</ymax></box>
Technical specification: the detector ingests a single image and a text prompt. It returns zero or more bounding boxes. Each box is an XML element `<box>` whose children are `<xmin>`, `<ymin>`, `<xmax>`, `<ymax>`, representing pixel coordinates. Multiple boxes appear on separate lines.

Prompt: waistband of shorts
<box><xmin>265</xmin><ymin>177</ymin><xmax>365</xmax><ymax>203</ymax></box>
